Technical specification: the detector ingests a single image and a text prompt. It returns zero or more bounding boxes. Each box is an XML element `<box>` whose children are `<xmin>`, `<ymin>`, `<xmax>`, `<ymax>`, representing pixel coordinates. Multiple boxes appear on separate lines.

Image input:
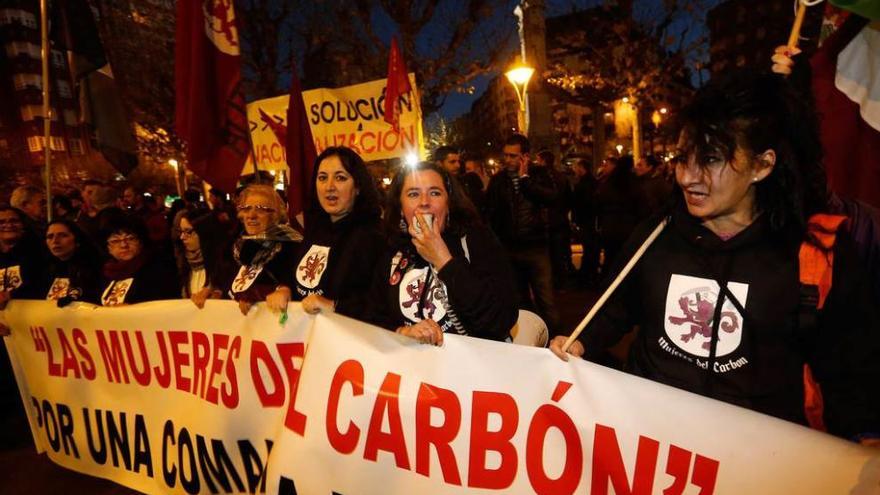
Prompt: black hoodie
<box><xmin>355</xmin><ymin>225</ymin><xmax>518</xmax><ymax>342</ymax></box>
<box><xmin>579</xmin><ymin>203</ymin><xmax>880</xmax><ymax>439</ymax></box>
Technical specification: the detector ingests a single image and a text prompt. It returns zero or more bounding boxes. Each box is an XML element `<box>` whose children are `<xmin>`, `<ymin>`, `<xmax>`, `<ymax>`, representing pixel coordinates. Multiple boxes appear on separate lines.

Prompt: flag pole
<box><xmin>39</xmin><ymin>0</ymin><xmax>53</xmax><ymax>221</ymax></box>
<box><xmin>787</xmin><ymin>0</ymin><xmax>808</xmax><ymax>48</ymax></box>
<box><xmin>562</xmin><ymin>217</ymin><xmax>669</xmax><ymax>352</ymax></box>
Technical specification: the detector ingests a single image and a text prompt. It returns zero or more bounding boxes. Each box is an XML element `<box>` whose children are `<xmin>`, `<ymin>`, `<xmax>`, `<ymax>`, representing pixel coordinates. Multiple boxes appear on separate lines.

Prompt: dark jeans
<box><xmin>509</xmin><ymin>245</ymin><xmax>561</xmax><ymax>335</ymax></box>
<box><xmin>548</xmin><ymin>227</ymin><xmax>573</xmax><ymax>288</ymax></box>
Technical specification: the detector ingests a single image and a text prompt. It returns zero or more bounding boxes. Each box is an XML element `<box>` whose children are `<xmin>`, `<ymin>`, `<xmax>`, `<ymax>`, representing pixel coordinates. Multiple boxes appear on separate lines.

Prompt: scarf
<box><xmin>102</xmin><ymin>252</ymin><xmax>147</xmax><ymax>280</ymax></box>
<box><xmin>185</xmin><ymin>248</ymin><xmax>204</xmax><ymax>270</ymax></box>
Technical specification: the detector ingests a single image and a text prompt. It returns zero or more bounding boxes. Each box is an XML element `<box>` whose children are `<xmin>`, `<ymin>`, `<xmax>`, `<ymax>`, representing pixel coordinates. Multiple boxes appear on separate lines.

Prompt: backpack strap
<box><xmin>798</xmin><ymin>213</ymin><xmax>846</xmax><ymax>432</ymax></box>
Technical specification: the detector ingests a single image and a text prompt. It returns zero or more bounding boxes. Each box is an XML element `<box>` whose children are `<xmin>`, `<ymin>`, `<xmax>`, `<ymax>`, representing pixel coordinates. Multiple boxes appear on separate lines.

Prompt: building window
<box><xmin>63</xmin><ymin>109</ymin><xmax>77</xmax><ymax>125</ymax></box>
<box><xmin>50</xmin><ymin>137</ymin><xmax>66</xmax><ymax>151</ymax></box>
<box><xmin>13</xmin><ymin>73</ymin><xmax>41</xmax><ymax>90</ymax></box>
<box><xmin>27</xmin><ymin>136</ymin><xmax>44</xmax><ymax>152</ymax></box>
<box><xmin>6</xmin><ymin>41</ymin><xmax>40</xmax><ymax>59</ymax></box>
<box><xmin>57</xmin><ymin>80</ymin><xmax>72</xmax><ymax>98</ymax></box>
<box><xmin>21</xmin><ymin>11</ymin><xmax>37</xmax><ymax>29</ymax></box>
<box><xmin>20</xmin><ymin>105</ymin><xmax>58</xmax><ymax>121</ymax></box>
<box><xmin>69</xmin><ymin>138</ymin><xmax>84</xmax><ymax>155</ymax></box>
<box><xmin>51</xmin><ymin>50</ymin><xmax>65</xmax><ymax>68</ymax></box>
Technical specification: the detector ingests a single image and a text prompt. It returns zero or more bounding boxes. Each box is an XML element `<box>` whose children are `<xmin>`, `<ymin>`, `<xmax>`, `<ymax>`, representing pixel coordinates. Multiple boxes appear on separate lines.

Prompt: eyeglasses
<box><xmin>107</xmin><ymin>235</ymin><xmax>139</xmax><ymax>247</ymax></box>
<box><xmin>237</xmin><ymin>205</ymin><xmax>276</xmax><ymax>214</ymax></box>
<box><xmin>179</xmin><ymin>228</ymin><xmax>196</xmax><ymax>237</ymax></box>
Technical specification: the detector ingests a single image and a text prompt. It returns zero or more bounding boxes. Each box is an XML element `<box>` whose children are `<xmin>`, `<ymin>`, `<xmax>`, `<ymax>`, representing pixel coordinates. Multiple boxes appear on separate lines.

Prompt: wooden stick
<box><xmin>562</xmin><ymin>217</ymin><xmax>670</xmax><ymax>352</ymax></box>
<box><xmin>787</xmin><ymin>1</ymin><xmax>808</xmax><ymax>48</ymax></box>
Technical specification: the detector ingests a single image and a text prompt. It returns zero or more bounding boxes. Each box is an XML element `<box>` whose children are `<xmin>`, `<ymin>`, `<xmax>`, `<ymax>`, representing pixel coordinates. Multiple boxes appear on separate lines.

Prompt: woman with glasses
<box><xmin>549</xmin><ymin>71</ymin><xmax>880</xmax><ymax>444</ymax></box>
<box><xmin>45</xmin><ymin>219</ymin><xmax>101</xmax><ymax>305</ymax></box>
<box><xmin>231</xmin><ymin>184</ymin><xmax>301</xmax><ymax>315</ymax></box>
<box><xmin>0</xmin><ymin>206</ymin><xmax>47</xmax><ymax>309</ymax></box>
<box><xmin>174</xmin><ymin>208</ymin><xmax>235</xmax><ymax>308</ymax></box>
<box><xmin>99</xmin><ymin>216</ymin><xmax>179</xmax><ymax>306</ymax></box>
<box><xmin>356</xmin><ymin>161</ymin><xmax>518</xmax><ymax>344</ymax></box>
<box><xmin>275</xmin><ymin>147</ymin><xmax>384</xmax><ymax>316</ymax></box>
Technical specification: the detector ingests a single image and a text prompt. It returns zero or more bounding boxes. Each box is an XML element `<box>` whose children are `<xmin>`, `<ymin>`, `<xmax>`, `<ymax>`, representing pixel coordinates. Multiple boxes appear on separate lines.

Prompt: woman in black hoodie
<box><xmin>98</xmin><ymin>216</ymin><xmax>179</xmax><ymax>306</ymax></box>
<box><xmin>278</xmin><ymin>146</ymin><xmax>384</xmax><ymax>317</ymax></box>
<box><xmin>45</xmin><ymin>219</ymin><xmax>101</xmax><ymax>305</ymax></box>
<box><xmin>0</xmin><ymin>206</ymin><xmax>47</xmax><ymax>307</ymax></box>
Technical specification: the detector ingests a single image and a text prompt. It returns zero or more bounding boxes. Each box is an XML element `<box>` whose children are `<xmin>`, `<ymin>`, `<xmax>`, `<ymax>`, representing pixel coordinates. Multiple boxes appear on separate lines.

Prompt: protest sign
<box><xmin>3</xmin><ymin>302</ymin><xmax>879</xmax><ymax>494</ymax></box>
<box><xmin>247</xmin><ymin>73</ymin><xmax>424</xmax><ymax>169</ymax></box>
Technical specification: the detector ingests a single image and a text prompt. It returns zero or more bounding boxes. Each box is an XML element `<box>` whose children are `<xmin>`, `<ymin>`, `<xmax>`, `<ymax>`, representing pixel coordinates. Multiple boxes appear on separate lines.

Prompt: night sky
<box><xmin>435</xmin><ymin>0</ymin><xmax>721</xmax><ymax>122</ymax></box>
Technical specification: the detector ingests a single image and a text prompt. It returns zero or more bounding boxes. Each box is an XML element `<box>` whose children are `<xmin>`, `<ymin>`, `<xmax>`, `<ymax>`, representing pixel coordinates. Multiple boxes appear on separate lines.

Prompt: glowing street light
<box><xmin>615</xmin><ymin>144</ymin><xmax>624</xmax><ymax>155</ymax></box>
<box><xmin>660</xmin><ymin>107</ymin><xmax>668</xmax><ymax>114</ymax></box>
<box><xmin>168</xmin><ymin>158</ymin><xmax>179</xmax><ymax>170</ymax></box>
<box><xmin>505</xmin><ymin>61</ymin><xmax>534</xmax><ymax>135</ymax></box>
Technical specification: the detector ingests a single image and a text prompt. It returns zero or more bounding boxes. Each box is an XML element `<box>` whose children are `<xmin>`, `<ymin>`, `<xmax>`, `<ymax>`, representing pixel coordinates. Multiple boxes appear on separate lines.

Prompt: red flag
<box><xmin>175</xmin><ymin>0</ymin><xmax>249</xmax><ymax>194</ymax></box>
<box><xmin>811</xmin><ymin>10</ymin><xmax>880</xmax><ymax>208</ymax></box>
<box><xmin>383</xmin><ymin>37</ymin><xmax>412</xmax><ymax>133</ymax></box>
<box><xmin>286</xmin><ymin>64</ymin><xmax>318</xmax><ymax>221</ymax></box>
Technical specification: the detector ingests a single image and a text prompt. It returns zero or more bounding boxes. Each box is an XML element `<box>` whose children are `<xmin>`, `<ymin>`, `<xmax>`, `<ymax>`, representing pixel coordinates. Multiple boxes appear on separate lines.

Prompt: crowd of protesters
<box><xmin>0</xmin><ymin>68</ymin><xmax>878</xmax><ymax>446</ymax></box>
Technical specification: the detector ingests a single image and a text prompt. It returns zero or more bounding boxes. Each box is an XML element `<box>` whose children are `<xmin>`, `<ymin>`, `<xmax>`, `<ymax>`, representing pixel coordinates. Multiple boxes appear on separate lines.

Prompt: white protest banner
<box><xmin>268</xmin><ymin>314</ymin><xmax>880</xmax><ymax>495</ymax></box>
<box><xmin>246</xmin><ymin>73</ymin><xmax>424</xmax><ymax>169</ymax></box>
<box><xmin>3</xmin><ymin>300</ymin><xmax>311</xmax><ymax>495</ymax></box>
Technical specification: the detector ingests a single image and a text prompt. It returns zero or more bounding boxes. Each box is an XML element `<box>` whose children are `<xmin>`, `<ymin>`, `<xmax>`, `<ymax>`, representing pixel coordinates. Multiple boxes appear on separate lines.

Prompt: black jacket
<box><xmin>100</xmin><ymin>253</ymin><xmax>180</xmax><ymax>305</ymax></box>
<box><xmin>0</xmin><ymin>236</ymin><xmax>47</xmax><ymax>299</ymax></box>
<box><xmin>580</xmin><ymin>204</ymin><xmax>880</xmax><ymax>439</ymax></box>
<box><xmin>293</xmin><ymin>215</ymin><xmax>385</xmax><ymax>318</ymax></box>
<box><xmin>485</xmin><ymin>166</ymin><xmax>558</xmax><ymax>247</ymax></box>
<box><xmin>357</xmin><ymin>225</ymin><xmax>518</xmax><ymax>341</ymax></box>
<box><xmin>47</xmin><ymin>252</ymin><xmax>101</xmax><ymax>304</ymax></box>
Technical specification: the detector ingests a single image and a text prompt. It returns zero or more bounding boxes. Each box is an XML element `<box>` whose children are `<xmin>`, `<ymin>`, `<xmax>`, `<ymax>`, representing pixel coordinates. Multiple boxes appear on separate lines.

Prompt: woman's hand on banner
<box><xmin>266</xmin><ymin>286</ymin><xmax>291</xmax><ymax>314</ymax></box>
<box><xmin>396</xmin><ymin>320</ymin><xmax>444</xmax><ymax>346</ymax></box>
<box><xmin>191</xmin><ymin>287</ymin><xmax>213</xmax><ymax>309</ymax></box>
<box><xmin>302</xmin><ymin>294</ymin><xmax>335</xmax><ymax>315</ymax></box>
<box><xmin>549</xmin><ymin>336</ymin><xmax>585</xmax><ymax>362</ymax></box>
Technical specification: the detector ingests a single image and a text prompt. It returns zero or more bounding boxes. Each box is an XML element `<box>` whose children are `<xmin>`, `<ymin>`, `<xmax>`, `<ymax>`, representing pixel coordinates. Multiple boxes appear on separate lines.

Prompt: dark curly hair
<box><xmin>305</xmin><ymin>146</ymin><xmax>382</xmax><ymax>235</ymax></box>
<box><xmin>384</xmin><ymin>161</ymin><xmax>481</xmax><ymax>242</ymax></box>
<box><xmin>677</xmin><ymin>69</ymin><xmax>828</xmax><ymax>236</ymax></box>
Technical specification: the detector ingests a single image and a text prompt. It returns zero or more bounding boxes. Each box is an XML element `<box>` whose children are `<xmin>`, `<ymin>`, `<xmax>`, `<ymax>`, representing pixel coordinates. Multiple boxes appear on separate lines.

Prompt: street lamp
<box><xmin>505</xmin><ymin>61</ymin><xmax>534</xmax><ymax>135</ymax></box>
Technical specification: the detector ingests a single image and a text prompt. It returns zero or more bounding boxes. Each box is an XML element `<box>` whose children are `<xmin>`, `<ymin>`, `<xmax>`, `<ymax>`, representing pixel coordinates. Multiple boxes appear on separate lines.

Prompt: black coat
<box><xmin>580</xmin><ymin>204</ymin><xmax>880</xmax><ymax>438</ymax></box>
<box><xmin>356</xmin><ymin>225</ymin><xmax>518</xmax><ymax>341</ymax></box>
<box><xmin>485</xmin><ymin>166</ymin><xmax>558</xmax><ymax>247</ymax></box>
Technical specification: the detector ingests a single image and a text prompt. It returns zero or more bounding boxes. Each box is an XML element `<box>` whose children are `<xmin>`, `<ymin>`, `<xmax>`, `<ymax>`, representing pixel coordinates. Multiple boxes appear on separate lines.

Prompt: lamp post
<box><xmin>505</xmin><ymin>62</ymin><xmax>534</xmax><ymax>135</ymax></box>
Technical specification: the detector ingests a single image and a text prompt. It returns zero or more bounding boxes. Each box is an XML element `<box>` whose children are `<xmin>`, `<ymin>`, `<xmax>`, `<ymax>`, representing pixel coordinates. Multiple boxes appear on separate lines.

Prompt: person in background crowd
<box><xmin>45</xmin><ymin>219</ymin><xmax>101</xmax><ymax>305</ymax></box>
<box><xmin>571</xmin><ymin>158</ymin><xmax>599</xmax><ymax>286</ymax></box>
<box><xmin>207</xmin><ymin>187</ymin><xmax>238</xmax><ymax>236</ymax></box>
<box><xmin>174</xmin><ymin>208</ymin><xmax>235</xmax><ymax>308</ymax></box>
<box><xmin>464</xmin><ymin>153</ymin><xmax>491</xmax><ymax>191</ymax></box>
<box><xmin>536</xmin><ymin>149</ymin><xmax>575</xmax><ymax>289</ymax></box>
<box><xmin>593</xmin><ymin>155</ymin><xmax>643</xmax><ymax>271</ymax></box>
<box><xmin>359</xmin><ymin>161</ymin><xmax>518</xmax><ymax>344</ymax></box>
<box><xmin>485</xmin><ymin>133</ymin><xmax>561</xmax><ymax>335</ymax></box>
<box><xmin>77</xmin><ymin>181</ymin><xmax>123</xmax><ymax>246</ymax></box>
<box><xmin>433</xmin><ymin>145</ymin><xmax>461</xmax><ymax>176</ymax></box>
<box><xmin>53</xmin><ymin>195</ymin><xmax>78</xmax><ymax>222</ymax></box>
<box><xmin>272</xmin><ymin>147</ymin><xmax>385</xmax><ymax>317</ymax></box>
<box><xmin>10</xmin><ymin>185</ymin><xmax>46</xmax><ymax>236</ymax></box>
<box><xmin>634</xmin><ymin>154</ymin><xmax>674</xmax><ymax>217</ymax></box>
<box><xmin>550</xmin><ymin>70</ymin><xmax>880</xmax><ymax>445</ymax></box>
<box><xmin>232</xmin><ymin>184</ymin><xmax>301</xmax><ymax>316</ymax></box>
<box><xmin>99</xmin><ymin>216</ymin><xmax>179</xmax><ymax>306</ymax></box>
<box><xmin>121</xmin><ymin>186</ymin><xmax>144</xmax><ymax>213</ymax></box>
<box><xmin>0</xmin><ymin>206</ymin><xmax>47</xmax><ymax>308</ymax></box>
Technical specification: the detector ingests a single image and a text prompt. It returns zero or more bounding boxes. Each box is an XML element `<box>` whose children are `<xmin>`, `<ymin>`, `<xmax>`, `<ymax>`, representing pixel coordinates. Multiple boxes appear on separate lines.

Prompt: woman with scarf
<box><xmin>175</xmin><ymin>208</ymin><xmax>235</xmax><ymax>308</ymax></box>
<box><xmin>99</xmin><ymin>216</ymin><xmax>179</xmax><ymax>306</ymax></box>
<box><xmin>281</xmin><ymin>147</ymin><xmax>384</xmax><ymax>317</ymax></box>
<box><xmin>45</xmin><ymin>219</ymin><xmax>101</xmax><ymax>305</ymax></box>
<box><xmin>231</xmin><ymin>184</ymin><xmax>301</xmax><ymax>315</ymax></box>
